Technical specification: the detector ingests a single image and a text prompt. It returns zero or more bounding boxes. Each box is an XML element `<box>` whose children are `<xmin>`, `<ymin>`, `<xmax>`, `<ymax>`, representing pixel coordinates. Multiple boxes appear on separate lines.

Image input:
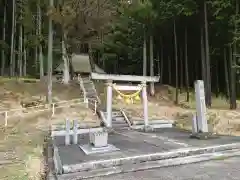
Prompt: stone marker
<box><xmin>194</xmin><ymin>80</ymin><xmax>208</xmax><ymax>133</ymax></box>
<box><xmin>192</xmin><ymin>114</ymin><xmax>198</xmax><ymax>134</ymax></box>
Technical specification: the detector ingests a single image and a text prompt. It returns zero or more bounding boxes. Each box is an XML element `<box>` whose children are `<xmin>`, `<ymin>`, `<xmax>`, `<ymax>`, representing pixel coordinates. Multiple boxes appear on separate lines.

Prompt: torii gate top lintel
<box><xmin>91</xmin><ymin>72</ymin><xmax>160</xmax><ymax>82</ymax></box>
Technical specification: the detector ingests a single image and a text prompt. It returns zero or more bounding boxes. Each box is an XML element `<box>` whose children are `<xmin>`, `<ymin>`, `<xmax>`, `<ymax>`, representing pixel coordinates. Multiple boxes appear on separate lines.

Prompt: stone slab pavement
<box><xmin>124</xmin><ymin>128</ymin><xmax>240</xmax><ymax>147</ymax></box>
<box><xmin>54</xmin><ymin>130</ymin><xmax>182</xmax><ymax>166</ymax></box>
<box><xmin>88</xmin><ymin>157</ymin><xmax>240</xmax><ymax>180</ymax></box>
<box><xmin>53</xmin><ymin>128</ymin><xmax>240</xmax><ymax>167</ymax></box>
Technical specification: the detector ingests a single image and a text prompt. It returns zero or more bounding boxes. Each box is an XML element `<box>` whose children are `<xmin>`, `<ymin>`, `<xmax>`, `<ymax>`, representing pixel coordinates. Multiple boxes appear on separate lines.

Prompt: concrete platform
<box><xmin>135</xmin><ymin>128</ymin><xmax>240</xmax><ymax>147</ymax></box>
<box><xmin>85</xmin><ymin>157</ymin><xmax>240</xmax><ymax>180</ymax></box>
<box><xmin>52</xmin><ymin>128</ymin><xmax>240</xmax><ymax>179</ymax></box>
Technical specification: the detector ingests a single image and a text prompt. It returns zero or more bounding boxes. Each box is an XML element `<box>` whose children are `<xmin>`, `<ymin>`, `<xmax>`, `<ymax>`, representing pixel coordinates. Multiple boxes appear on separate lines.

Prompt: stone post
<box><xmin>73</xmin><ymin>120</ymin><xmax>78</xmax><ymax>144</ymax></box>
<box><xmin>192</xmin><ymin>114</ymin><xmax>198</xmax><ymax>133</ymax></box>
<box><xmin>106</xmin><ymin>80</ymin><xmax>113</xmax><ymax>128</ymax></box>
<box><xmin>65</xmin><ymin>119</ymin><xmax>70</xmax><ymax>145</ymax></box>
<box><xmin>142</xmin><ymin>82</ymin><xmax>149</xmax><ymax>127</ymax></box>
<box><xmin>194</xmin><ymin>80</ymin><xmax>208</xmax><ymax>133</ymax></box>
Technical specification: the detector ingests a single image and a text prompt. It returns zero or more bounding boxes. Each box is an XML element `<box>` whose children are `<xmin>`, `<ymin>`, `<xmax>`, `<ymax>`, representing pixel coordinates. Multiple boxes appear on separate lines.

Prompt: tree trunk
<box><xmin>180</xmin><ymin>48</ymin><xmax>183</xmax><ymax>93</ymax></box>
<box><xmin>1</xmin><ymin>3</ymin><xmax>6</xmax><ymax>76</ymax></box>
<box><xmin>23</xmin><ymin>32</ymin><xmax>27</xmax><ymax>76</ymax></box>
<box><xmin>38</xmin><ymin>1</ymin><xmax>44</xmax><ymax>79</ymax></box>
<box><xmin>47</xmin><ymin>0</ymin><xmax>54</xmax><ymax>104</ymax></box>
<box><xmin>10</xmin><ymin>0</ymin><xmax>16</xmax><ymax>76</ymax></box>
<box><xmin>62</xmin><ymin>33</ymin><xmax>70</xmax><ymax>84</ymax></box>
<box><xmin>23</xmin><ymin>47</ymin><xmax>27</xmax><ymax>76</ymax></box>
<box><xmin>229</xmin><ymin>45</ymin><xmax>237</xmax><ymax>109</ymax></box>
<box><xmin>35</xmin><ymin>13</ymin><xmax>38</xmax><ymax>74</ymax></box>
<box><xmin>173</xmin><ymin>20</ymin><xmax>179</xmax><ymax>104</ymax></box>
<box><xmin>204</xmin><ymin>0</ymin><xmax>212</xmax><ymax>107</ymax></box>
<box><xmin>19</xmin><ymin>24</ymin><xmax>23</xmax><ymax>77</ymax></box>
<box><xmin>160</xmin><ymin>41</ymin><xmax>164</xmax><ymax>84</ymax></box>
<box><xmin>224</xmin><ymin>48</ymin><xmax>230</xmax><ymax>99</ymax></box>
<box><xmin>168</xmin><ymin>56</ymin><xmax>171</xmax><ymax>85</ymax></box>
<box><xmin>157</xmin><ymin>52</ymin><xmax>160</xmax><ymax>79</ymax></box>
<box><xmin>184</xmin><ymin>27</ymin><xmax>190</xmax><ymax>102</ymax></box>
<box><xmin>230</xmin><ymin>0</ymin><xmax>239</xmax><ymax>109</ymax></box>
<box><xmin>18</xmin><ymin>0</ymin><xmax>23</xmax><ymax>77</ymax></box>
<box><xmin>201</xmin><ymin>28</ymin><xmax>207</xmax><ymax>102</ymax></box>
<box><xmin>143</xmin><ymin>28</ymin><xmax>147</xmax><ymax>76</ymax></box>
<box><xmin>215</xmin><ymin>61</ymin><xmax>219</xmax><ymax>97</ymax></box>
<box><xmin>149</xmin><ymin>35</ymin><xmax>155</xmax><ymax>95</ymax></box>
<box><xmin>38</xmin><ymin>2</ymin><xmax>44</xmax><ymax>79</ymax></box>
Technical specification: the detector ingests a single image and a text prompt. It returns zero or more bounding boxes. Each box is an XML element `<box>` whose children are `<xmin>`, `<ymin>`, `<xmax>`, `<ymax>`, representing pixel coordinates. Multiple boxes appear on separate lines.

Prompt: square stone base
<box><xmin>190</xmin><ymin>132</ymin><xmax>219</xmax><ymax>140</ymax></box>
<box><xmin>143</xmin><ymin>125</ymin><xmax>154</xmax><ymax>132</ymax></box>
<box><xmin>79</xmin><ymin>144</ymin><xmax>120</xmax><ymax>155</ymax></box>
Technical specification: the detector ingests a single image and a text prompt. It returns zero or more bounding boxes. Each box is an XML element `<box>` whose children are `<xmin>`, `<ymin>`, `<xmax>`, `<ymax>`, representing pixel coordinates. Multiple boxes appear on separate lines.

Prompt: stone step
<box><xmin>112</xmin><ymin>119</ymin><xmax>126</xmax><ymax>124</ymax></box>
<box><xmin>86</xmin><ymin>93</ymin><xmax>97</xmax><ymax>96</ymax></box>
<box><xmin>83</xmin><ymin>84</ymin><xmax>93</xmax><ymax>88</ymax></box>
<box><xmin>103</xmin><ymin>111</ymin><xmax>122</xmax><ymax>117</ymax></box>
<box><xmin>112</xmin><ymin>116</ymin><xmax>125</xmax><ymax>122</ymax></box>
<box><xmin>86</xmin><ymin>90</ymin><xmax>97</xmax><ymax>93</ymax></box>
<box><xmin>82</xmin><ymin>77</ymin><xmax>91</xmax><ymax>81</ymax></box>
<box><xmin>86</xmin><ymin>92</ymin><xmax>97</xmax><ymax>96</ymax></box>
<box><xmin>85</xmin><ymin>88</ymin><xmax>96</xmax><ymax>92</ymax></box>
<box><xmin>85</xmin><ymin>88</ymin><xmax>97</xmax><ymax>92</ymax></box>
<box><xmin>87</xmin><ymin>96</ymin><xmax>98</xmax><ymax>100</ymax></box>
<box><xmin>131</xmin><ymin>123</ymin><xmax>173</xmax><ymax>130</ymax></box>
<box><xmin>84</xmin><ymin>85</ymin><xmax>95</xmax><ymax>89</ymax></box>
<box><xmin>132</xmin><ymin>120</ymin><xmax>174</xmax><ymax>125</ymax></box>
<box><xmin>112</xmin><ymin>114</ymin><xmax>124</xmax><ymax>118</ymax></box>
<box><xmin>112</xmin><ymin>123</ymin><xmax>128</xmax><ymax>128</ymax></box>
<box><xmin>86</xmin><ymin>91</ymin><xmax>96</xmax><ymax>95</ymax></box>
<box><xmin>112</xmin><ymin>111</ymin><xmax>122</xmax><ymax>117</ymax></box>
<box><xmin>83</xmin><ymin>80</ymin><xmax>93</xmax><ymax>85</ymax></box>
<box><xmin>58</xmin><ymin>149</ymin><xmax>240</xmax><ymax>180</ymax></box>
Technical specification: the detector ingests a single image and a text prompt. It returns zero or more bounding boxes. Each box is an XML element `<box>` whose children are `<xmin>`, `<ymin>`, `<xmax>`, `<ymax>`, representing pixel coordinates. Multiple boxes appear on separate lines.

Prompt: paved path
<box><xmin>89</xmin><ymin>157</ymin><xmax>240</xmax><ymax>180</ymax></box>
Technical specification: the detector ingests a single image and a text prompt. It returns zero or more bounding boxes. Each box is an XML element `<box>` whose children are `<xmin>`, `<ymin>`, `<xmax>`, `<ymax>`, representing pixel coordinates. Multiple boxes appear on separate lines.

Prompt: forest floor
<box><xmin>0</xmin><ymin>78</ymin><xmax>98</xmax><ymax>180</ymax></box>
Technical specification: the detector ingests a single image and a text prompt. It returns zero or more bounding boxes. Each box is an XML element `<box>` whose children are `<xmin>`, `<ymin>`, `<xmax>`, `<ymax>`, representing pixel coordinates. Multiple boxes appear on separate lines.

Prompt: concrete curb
<box><xmin>53</xmin><ymin>146</ymin><xmax>62</xmax><ymax>175</ymax></box>
<box><xmin>57</xmin><ymin>149</ymin><xmax>240</xmax><ymax>180</ymax></box>
<box><xmin>62</xmin><ymin>143</ymin><xmax>240</xmax><ymax>174</ymax></box>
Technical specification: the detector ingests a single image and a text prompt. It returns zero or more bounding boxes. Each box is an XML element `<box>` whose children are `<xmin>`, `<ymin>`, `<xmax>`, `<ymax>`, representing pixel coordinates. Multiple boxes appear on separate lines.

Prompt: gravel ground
<box><xmin>89</xmin><ymin>157</ymin><xmax>240</xmax><ymax>180</ymax></box>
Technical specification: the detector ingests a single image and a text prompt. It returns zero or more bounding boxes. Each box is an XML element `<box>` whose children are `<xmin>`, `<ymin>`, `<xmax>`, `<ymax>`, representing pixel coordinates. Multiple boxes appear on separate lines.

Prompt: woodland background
<box><xmin>0</xmin><ymin>0</ymin><xmax>240</xmax><ymax>108</ymax></box>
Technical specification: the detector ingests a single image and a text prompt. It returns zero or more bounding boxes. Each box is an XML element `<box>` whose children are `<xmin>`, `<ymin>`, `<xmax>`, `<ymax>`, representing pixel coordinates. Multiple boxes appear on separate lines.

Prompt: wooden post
<box><xmin>65</xmin><ymin>119</ymin><xmax>70</xmax><ymax>145</ymax></box>
<box><xmin>73</xmin><ymin>120</ymin><xmax>78</xmax><ymax>144</ymax></box>
<box><xmin>4</xmin><ymin>111</ymin><xmax>8</xmax><ymax>127</ymax></box>
<box><xmin>142</xmin><ymin>82</ymin><xmax>149</xmax><ymax>127</ymax></box>
<box><xmin>106</xmin><ymin>80</ymin><xmax>113</xmax><ymax>127</ymax></box>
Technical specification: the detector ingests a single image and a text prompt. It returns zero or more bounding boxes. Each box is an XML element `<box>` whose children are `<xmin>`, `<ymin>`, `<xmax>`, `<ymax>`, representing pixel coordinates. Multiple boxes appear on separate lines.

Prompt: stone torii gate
<box><xmin>91</xmin><ymin>73</ymin><xmax>160</xmax><ymax>128</ymax></box>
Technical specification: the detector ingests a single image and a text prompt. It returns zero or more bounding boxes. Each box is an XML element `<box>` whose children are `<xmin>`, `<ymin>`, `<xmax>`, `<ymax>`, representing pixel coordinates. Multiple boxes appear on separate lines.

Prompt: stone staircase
<box><xmin>79</xmin><ymin>75</ymin><xmax>100</xmax><ymax>103</ymax></box>
<box><xmin>78</xmin><ymin>75</ymin><xmax>130</xmax><ymax>129</ymax></box>
<box><xmin>101</xmin><ymin>110</ymin><xmax>130</xmax><ymax>129</ymax></box>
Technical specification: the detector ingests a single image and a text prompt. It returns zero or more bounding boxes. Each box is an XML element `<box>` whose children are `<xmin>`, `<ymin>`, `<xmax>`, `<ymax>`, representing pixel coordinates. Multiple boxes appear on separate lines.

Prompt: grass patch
<box><xmin>0</xmin><ymin>114</ymin><xmax>49</xmax><ymax>180</ymax></box>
